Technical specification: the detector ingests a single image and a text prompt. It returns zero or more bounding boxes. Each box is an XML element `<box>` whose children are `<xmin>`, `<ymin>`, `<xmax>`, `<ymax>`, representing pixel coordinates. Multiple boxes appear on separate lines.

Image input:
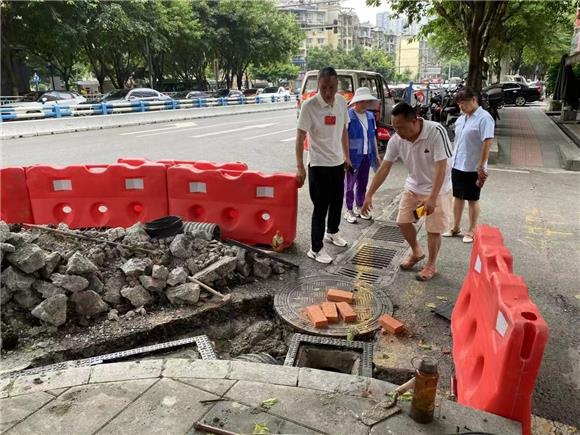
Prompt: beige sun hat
<box><xmin>349</xmin><ymin>87</ymin><xmax>379</xmax><ymax>106</ymax></box>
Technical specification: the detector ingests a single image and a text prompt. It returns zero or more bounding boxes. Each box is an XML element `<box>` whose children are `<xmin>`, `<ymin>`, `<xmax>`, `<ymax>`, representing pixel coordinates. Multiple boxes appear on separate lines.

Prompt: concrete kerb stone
<box><xmin>9</xmin><ymin>366</ymin><xmax>91</xmax><ymax>397</ymax></box>
<box><xmin>89</xmin><ymin>359</ymin><xmax>163</xmax><ymax>383</ymax></box>
<box><xmin>545</xmin><ymin>112</ymin><xmax>580</xmax><ymax>171</ymax></box>
<box><xmin>162</xmin><ymin>358</ymin><xmax>231</xmax><ymax>379</ymax></box>
<box><xmin>1</xmin><ymin>103</ymin><xmax>295</xmax><ymax>139</ymax></box>
<box><xmin>228</xmin><ymin>360</ymin><xmax>299</xmax><ymax>387</ymax></box>
<box><xmin>489</xmin><ymin>138</ymin><xmax>499</xmax><ymax>164</ymax></box>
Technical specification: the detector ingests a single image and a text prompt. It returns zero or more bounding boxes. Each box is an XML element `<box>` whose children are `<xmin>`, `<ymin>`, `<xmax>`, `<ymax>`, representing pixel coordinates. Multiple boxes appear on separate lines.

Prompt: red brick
<box><xmin>379</xmin><ymin>314</ymin><xmax>404</xmax><ymax>334</ymax></box>
<box><xmin>320</xmin><ymin>302</ymin><xmax>339</xmax><ymax>323</ymax></box>
<box><xmin>336</xmin><ymin>302</ymin><xmax>357</xmax><ymax>322</ymax></box>
<box><xmin>326</xmin><ymin>289</ymin><xmax>354</xmax><ymax>303</ymax></box>
<box><xmin>306</xmin><ymin>305</ymin><xmax>328</xmax><ymax>328</ymax></box>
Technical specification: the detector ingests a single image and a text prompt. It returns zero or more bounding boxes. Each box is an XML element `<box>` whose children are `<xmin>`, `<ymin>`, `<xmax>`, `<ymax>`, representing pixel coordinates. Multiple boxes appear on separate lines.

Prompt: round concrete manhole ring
<box><xmin>274</xmin><ymin>275</ymin><xmax>393</xmax><ymax>337</ymax></box>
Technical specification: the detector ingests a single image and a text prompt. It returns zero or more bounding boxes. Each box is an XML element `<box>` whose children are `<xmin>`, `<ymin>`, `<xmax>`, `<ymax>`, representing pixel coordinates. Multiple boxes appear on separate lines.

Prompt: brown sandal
<box><xmin>416</xmin><ymin>265</ymin><xmax>437</xmax><ymax>281</ymax></box>
<box><xmin>400</xmin><ymin>254</ymin><xmax>425</xmax><ymax>270</ymax></box>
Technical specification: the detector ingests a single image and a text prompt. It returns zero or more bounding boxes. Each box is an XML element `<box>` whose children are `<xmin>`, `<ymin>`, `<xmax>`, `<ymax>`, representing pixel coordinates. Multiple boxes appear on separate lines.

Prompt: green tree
<box><xmin>395</xmin><ymin>68</ymin><xmax>413</xmax><ymax>84</ymax></box>
<box><xmin>250</xmin><ymin>62</ymin><xmax>300</xmax><ymax>84</ymax></box>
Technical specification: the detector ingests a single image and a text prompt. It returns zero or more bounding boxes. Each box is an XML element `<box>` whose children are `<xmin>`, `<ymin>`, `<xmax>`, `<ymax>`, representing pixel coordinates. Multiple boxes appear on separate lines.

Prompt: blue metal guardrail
<box><xmin>0</xmin><ymin>95</ymin><xmax>299</xmax><ymax>122</ymax></box>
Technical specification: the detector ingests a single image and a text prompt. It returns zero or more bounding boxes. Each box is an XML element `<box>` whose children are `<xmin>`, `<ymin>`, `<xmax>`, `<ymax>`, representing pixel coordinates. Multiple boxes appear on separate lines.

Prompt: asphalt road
<box><xmin>1</xmin><ymin>109</ymin><xmax>299</xmax><ymax>171</ymax></box>
<box><xmin>2</xmin><ymin>107</ymin><xmax>579</xmax><ymax>427</ymax></box>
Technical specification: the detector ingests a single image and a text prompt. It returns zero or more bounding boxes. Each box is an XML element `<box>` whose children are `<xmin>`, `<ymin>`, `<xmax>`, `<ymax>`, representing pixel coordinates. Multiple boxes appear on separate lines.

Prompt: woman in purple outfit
<box><xmin>344</xmin><ymin>87</ymin><xmax>382</xmax><ymax>223</ymax></box>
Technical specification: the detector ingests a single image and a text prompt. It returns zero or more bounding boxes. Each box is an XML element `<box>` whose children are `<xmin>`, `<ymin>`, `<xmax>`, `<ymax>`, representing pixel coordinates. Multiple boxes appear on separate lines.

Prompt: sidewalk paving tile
<box><xmin>0</xmin><ymin>379</ymin><xmax>12</xmax><ymax>399</ymax></box>
<box><xmin>162</xmin><ymin>359</ymin><xmax>230</xmax><ymax>379</ymax></box>
<box><xmin>370</xmin><ymin>400</ymin><xmax>520</xmax><ymax>434</ymax></box>
<box><xmin>89</xmin><ymin>360</ymin><xmax>163</xmax><ymax>383</ymax></box>
<box><xmin>366</xmin><ymin>378</ymin><xmax>398</xmax><ymax>399</ymax></box>
<box><xmin>8</xmin><ymin>379</ymin><xmax>155</xmax><ymax>435</ymax></box>
<box><xmin>225</xmin><ymin>380</ymin><xmax>374</xmax><ymax>435</ymax></box>
<box><xmin>10</xmin><ymin>366</ymin><xmax>91</xmax><ymax>397</ymax></box>
<box><xmin>228</xmin><ymin>361</ymin><xmax>299</xmax><ymax>386</ymax></box>
<box><xmin>0</xmin><ymin>391</ymin><xmax>53</xmax><ymax>433</ymax></box>
<box><xmin>97</xmin><ymin>378</ymin><xmax>218</xmax><ymax>435</ymax></box>
<box><xmin>198</xmin><ymin>399</ymin><xmax>322</xmax><ymax>435</ymax></box>
<box><xmin>298</xmin><ymin>367</ymin><xmax>370</xmax><ymax>396</ymax></box>
<box><xmin>178</xmin><ymin>378</ymin><xmax>237</xmax><ymax>397</ymax></box>
<box><xmin>46</xmin><ymin>388</ymin><xmax>69</xmax><ymax>397</ymax></box>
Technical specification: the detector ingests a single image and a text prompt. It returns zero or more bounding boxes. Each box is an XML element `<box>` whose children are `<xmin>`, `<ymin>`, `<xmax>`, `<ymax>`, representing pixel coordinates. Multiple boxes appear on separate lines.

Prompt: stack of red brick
<box><xmin>305</xmin><ymin>289</ymin><xmax>357</xmax><ymax>328</ymax></box>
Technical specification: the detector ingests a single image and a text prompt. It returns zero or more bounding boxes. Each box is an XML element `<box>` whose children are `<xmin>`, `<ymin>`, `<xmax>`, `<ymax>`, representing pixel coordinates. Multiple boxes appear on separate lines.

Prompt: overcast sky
<box><xmin>342</xmin><ymin>0</ymin><xmax>390</xmax><ymax>24</ymax></box>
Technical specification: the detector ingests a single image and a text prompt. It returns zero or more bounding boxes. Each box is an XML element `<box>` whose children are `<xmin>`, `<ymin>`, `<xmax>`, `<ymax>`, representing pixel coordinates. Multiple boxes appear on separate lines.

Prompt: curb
<box><xmin>545</xmin><ymin>115</ymin><xmax>580</xmax><ymax>172</ymax></box>
<box><xmin>0</xmin><ymin>103</ymin><xmax>295</xmax><ymax>140</ymax></box>
<box><xmin>489</xmin><ymin>138</ymin><xmax>499</xmax><ymax>164</ymax></box>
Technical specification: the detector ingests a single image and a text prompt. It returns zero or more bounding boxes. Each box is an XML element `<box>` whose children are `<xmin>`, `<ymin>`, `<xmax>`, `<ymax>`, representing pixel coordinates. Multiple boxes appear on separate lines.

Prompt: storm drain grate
<box><xmin>335</xmin><ymin>267</ymin><xmax>381</xmax><ymax>285</ymax></box>
<box><xmin>284</xmin><ymin>333</ymin><xmax>374</xmax><ymax>378</ymax></box>
<box><xmin>370</xmin><ymin>224</ymin><xmax>407</xmax><ymax>244</ymax></box>
<box><xmin>351</xmin><ymin>245</ymin><xmax>397</xmax><ymax>269</ymax></box>
<box><xmin>1</xmin><ymin>335</ymin><xmax>216</xmax><ymax>380</ymax></box>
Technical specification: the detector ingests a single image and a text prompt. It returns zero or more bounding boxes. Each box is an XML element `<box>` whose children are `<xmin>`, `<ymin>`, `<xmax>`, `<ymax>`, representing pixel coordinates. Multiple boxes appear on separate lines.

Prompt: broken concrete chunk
<box><xmin>7</xmin><ymin>244</ymin><xmax>46</xmax><ymax>273</ymax></box>
<box><xmin>152</xmin><ymin>265</ymin><xmax>169</xmax><ymax>281</ymax></box>
<box><xmin>3</xmin><ymin>266</ymin><xmax>35</xmax><ymax>292</ymax></box>
<box><xmin>33</xmin><ymin>280</ymin><xmax>66</xmax><ymax>299</ymax></box>
<box><xmin>253</xmin><ymin>257</ymin><xmax>272</xmax><ymax>280</ymax></box>
<box><xmin>50</xmin><ymin>273</ymin><xmax>89</xmax><ymax>293</ymax></box>
<box><xmin>107</xmin><ymin>309</ymin><xmax>119</xmax><ymax>322</ymax></box>
<box><xmin>122</xmin><ymin>223</ymin><xmax>149</xmax><ymax>245</ymax></box>
<box><xmin>87</xmin><ymin>275</ymin><xmax>104</xmax><ymax>294</ymax></box>
<box><xmin>66</xmin><ymin>252</ymin><xmax>99</xmax><ymax>275</ymax></box>
<box><xmin>166</xmin><ymin>283</ymin><xmax>200</xmax><ymax>305</ymax></box>
<box><xmin>70</xmin><ymin>290</ymin><xmax>109</xmax><ymax>317</ymax></box>
<box><xmin>166</xmin><ymin>267</ymin><xmax>188</xmax><ymax>286</ymax></box>
<box><xmin>139</xmin><ymin>275</ymin><xmax>166</xmax><ymax>293</ymax></box>
<box><xmin>120</xmin><ymin>258</ymin><xmax>152</xmax><ymax>277</ymax></box>
<box><xmin>193</xmin><ymin>256</ymin><xmax>237</xmax><ymax>284</ymax></box>
<box><xmin>272</xmin><ymin>263</ymin><xmax>285</xmax><ymax>275</ymax></box>
<box><xmin>102</xmin><ymin>272</ymin><xmax>126</xmax><ymax>305</ymax></box>
<box><xmin>41</xmin><ymin>252</ymin><xmax>62</xmax><ymax>278</ymax></box>
<box><xmin>107</xmin><ymin>227</ymin><xmax>126</xmax><ymax>241</ymax></box>
<box><xmin>31</xmin><ymin>294</ymin><xmax>68</xmax><ymax>327</ymax></box>
<box><xmin>169</xmin><ymin>234</ymin><xmax>194</xmax><ymax>258</ymax></box>
<box><xmin>14</xmin><ymin>287</ymin><xmax>42</xmax><ymax>309</ymax></box>
<box><xmin>1</xmin><ymin>286</ymin><xmax>13</xmax><ymax>303</ymax></box>
<box><xmin>0</xmin><ymin>242</ymin><xmax>15</xmax><ymax>253</ymax></box>
<box><xmin>121</xmin><ymin>285</ymin><xmax>153</xmax><ymax>308</ymax></box>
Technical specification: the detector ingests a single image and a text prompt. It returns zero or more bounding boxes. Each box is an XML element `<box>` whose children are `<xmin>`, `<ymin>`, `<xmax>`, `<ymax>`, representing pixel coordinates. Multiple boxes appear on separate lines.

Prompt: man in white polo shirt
<box><xmin>362</xmin><ymin>102</ymin><xmax>453</xmax><ymax>281</ymax></box>
<box><xmin>295</xmin><ymin>67</ymin><xmax>350</xmax><ymax>264</ymax></box>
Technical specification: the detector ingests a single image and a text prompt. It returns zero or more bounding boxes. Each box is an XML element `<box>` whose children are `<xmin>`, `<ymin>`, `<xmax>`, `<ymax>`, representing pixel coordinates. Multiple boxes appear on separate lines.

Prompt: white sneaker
<box><xmin>353</xmin><ymin>206</ymin><xmax>361</xmax><ymax>217</ymax></box>
<box><xmin>344</xmin><ymin>210</ymin><xmax>357</xmax><ymax>224</ymax></box>
<box><xmin>307</xmin><ymin>248</ymin><xmax>333</xmax><ymax>264</ymax></box>
<box><xmin>324</xmin><ymin>232</ymin><xmax>348</xmax><ymax>247</ymax></box>
<box><xmin>359</xmin><ymin>209</ymin><xmax>372</xmax><ymax>220</ymax></box>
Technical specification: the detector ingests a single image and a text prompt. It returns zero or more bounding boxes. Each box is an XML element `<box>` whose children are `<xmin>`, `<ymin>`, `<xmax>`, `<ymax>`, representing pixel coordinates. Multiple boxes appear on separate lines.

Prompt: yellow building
<box><xmin>397</xmin><ymin>36</ymin><xmax>420</xmax><ymax>79</ymax></box>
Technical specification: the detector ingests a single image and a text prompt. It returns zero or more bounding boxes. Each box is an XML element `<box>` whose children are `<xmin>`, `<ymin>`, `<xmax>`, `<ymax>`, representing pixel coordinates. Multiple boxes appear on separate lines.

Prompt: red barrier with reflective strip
<box><xmin>0</xmin><ymin>167</ymin><xmax>34</xmax><ymax>223</ymax></box>
<box><xmin>117</xmin><ymin>157</ymin><xmax>248</xmax><ymax>171</ymax></box>
<box><xmin>26</xmin><ymin>164</ymin><xmax>168</xmax><ymax>228</ymax></box>
<box><xmin>451</xmin><ymin>225</ymin><xmax>548</xmax><ymax>435</ymax></box>
<box><xmin>167</xmin><ymin>165</ymin><xmax>297</xmax><ymax>247</ymax></box>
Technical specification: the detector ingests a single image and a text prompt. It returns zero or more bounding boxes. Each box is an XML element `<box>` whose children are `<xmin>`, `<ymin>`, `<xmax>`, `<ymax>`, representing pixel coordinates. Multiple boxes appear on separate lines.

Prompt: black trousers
<box><xmin>308</xmin><ymin>163</ymin><xmax>345</xmax><ymax>252</ymax></box>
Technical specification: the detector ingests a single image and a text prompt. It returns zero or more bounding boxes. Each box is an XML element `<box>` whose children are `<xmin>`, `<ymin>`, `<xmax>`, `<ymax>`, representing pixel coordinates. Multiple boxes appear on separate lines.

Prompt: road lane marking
<box><xmin>488</xmin><ymin>168</ymin><xmax>529</xmax><ymax>174</ymax></box>
<box><xmin>120</xmin><ymin>122</ymin><xmax>197</xmax><ymax>135</ymax></box>
<box><xmin>243</xmin><ymin>128</ymin><xmax>295</xmax><ymax>140</ymax></box>
<box><xmin>129</xmin><ymin>115</ymin><xmax>291</xmax><ymax>138</ymax></box>
<box><xmin>280</xmin><ymin>137</ymin><xmax>295</xmax><ymax>142</ymax></box>
<box><xmin>191</xmin><ymin>123</ymin><xmax>277</xmax><ymax>138</ymax></box>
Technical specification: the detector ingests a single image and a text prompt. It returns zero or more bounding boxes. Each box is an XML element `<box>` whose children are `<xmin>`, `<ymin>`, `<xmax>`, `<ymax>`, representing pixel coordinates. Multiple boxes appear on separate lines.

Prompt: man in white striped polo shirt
<box><xmin>362</xmin><ymin>102</ymin><xmax>453</xmax><ymax>281</ymax></box>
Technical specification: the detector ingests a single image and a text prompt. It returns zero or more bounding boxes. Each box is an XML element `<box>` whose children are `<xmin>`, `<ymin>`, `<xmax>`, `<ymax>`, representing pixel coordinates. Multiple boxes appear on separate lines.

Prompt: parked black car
<box><xmin>484</xmin><ymin>83</ymin><xmax>541</xmax><ymax>106</ymax></box>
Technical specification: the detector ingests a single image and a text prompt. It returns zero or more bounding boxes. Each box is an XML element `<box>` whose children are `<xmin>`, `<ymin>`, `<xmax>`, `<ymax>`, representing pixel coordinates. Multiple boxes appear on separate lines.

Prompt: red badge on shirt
<box><xmin>324</xmin><ymin>115</ymin><xmax>336</xmax><ymax>125</ymax></box>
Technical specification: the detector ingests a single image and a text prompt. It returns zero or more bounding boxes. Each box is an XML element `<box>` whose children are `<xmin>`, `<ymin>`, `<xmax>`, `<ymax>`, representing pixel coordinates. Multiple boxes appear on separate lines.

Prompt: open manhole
<box><xmin>274</xmin><ymin>276</ymin><xmax>393</xmax><ymax>337</ymax></box>
<box><xmin>370</xmin><ymin>224</ymin><xmax>407</xmax><ymax>245</ymax></box>
<box><xmin>284</xmin><ymin>333</ymin><xmax>373</xmax><ymax>377</ymax></box>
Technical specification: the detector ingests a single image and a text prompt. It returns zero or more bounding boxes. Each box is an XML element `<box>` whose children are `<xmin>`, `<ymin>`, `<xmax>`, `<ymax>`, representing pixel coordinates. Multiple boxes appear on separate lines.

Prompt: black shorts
<box><xmin>451</xmin><ymin>168</ymin><xmax>481</xmax><ymax>201</ymax></box>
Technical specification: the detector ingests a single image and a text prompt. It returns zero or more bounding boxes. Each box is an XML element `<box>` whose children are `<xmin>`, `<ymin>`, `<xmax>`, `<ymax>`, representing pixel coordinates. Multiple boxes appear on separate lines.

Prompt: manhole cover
<box><xmin>351</xmin><ymin>245</ymin><xmax>397</xmax><ymax>269</ymax></box>
<box><xmin>370</xmin><ymin>224</ymin><xmax>407</xmax><ymax>244</ymax></box>
<box><xmin>274</xmin><ymin>276</ymin><xmax>393</xmax><ymax>337</ymax></box>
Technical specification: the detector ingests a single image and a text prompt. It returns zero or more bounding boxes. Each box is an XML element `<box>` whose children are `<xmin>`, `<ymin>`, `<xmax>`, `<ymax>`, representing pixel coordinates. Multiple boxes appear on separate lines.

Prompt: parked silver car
<box><xmin>8</xmin><ymin>91</ymin><xmax>87</xmax><ymax>112</ymax></box>
<box><xmin>100</xmin><ymin>88</ymin><xmax>172</xmax><ymax>103</ymax></box>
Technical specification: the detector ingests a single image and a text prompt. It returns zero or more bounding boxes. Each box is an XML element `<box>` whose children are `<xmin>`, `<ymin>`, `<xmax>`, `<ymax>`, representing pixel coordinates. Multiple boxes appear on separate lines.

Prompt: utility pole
<box><xmin>145</xmin><ymin>36</ymin><xmax>154</xmax><ymax>88</ymax></box>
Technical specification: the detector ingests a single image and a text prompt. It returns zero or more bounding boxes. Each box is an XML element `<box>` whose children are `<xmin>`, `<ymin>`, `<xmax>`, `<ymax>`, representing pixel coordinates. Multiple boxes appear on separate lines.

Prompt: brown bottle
<box><xmin>410</xmin><ymin>357</ymin><xmax>439</xmax><ymax>424</ymax></box>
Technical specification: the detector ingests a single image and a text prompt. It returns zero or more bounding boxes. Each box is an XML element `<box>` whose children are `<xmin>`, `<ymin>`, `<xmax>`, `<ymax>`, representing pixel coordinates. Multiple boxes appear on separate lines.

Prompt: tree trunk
<box><xmin>466</xmin><ymin>35</ymin><xmax>484</xmax><ymax>91</ymax></box>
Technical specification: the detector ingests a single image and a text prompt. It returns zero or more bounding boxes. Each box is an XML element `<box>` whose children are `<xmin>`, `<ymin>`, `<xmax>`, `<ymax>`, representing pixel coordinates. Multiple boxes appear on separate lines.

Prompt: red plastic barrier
<box><xmin>26</xmin><ymin>163</ymin><xmax>168</xmax><ymax>228</ymax></box>
<box><xmin>117</xmin><ymin>157</ymin><xmax>248</xmax><ymax>171</ymax></box>
<box><xmin>451</xmin><ymin>225</ymin><xmax>548</xmax><ymax>435</ymax></box>
<box><xmin>0</xmin><ymin>167</ymin><xmax>34</xmax><ymax>223</ymax></box>
<box><xmin>167</xmin><ymin>165</ymin><xmax>297</xmax><ymax>247</ymax></box>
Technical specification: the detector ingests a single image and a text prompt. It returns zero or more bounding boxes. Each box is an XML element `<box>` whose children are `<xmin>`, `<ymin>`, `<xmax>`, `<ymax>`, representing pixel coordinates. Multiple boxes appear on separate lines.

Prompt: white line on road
<box><xmin>488</xmin><ymin>168</ymin><xmax>530</xmax><ymax>174</ymax></box>
<box><xmin>120</xmin><ymin>122</ymin><xmax>197</xmax><ymax>136</ymax></box>
<box><xmin>243</xmin><ymin>128</ymin><xmax>295</xmax><ymax>140</ymax></box>
<box><xmin>280</xmin><ymin>137</ymin><xmax>295</xmax><ymax>142</ymax></box>
<box><xmin>191</xmin><ymin>123</ymin><xmax>277</xmax><ymax>138</ymax></box>
<box><xmin>130</xmin><ymin>115</ymin><xmax>290</xmax><ymax>138</ymax></box>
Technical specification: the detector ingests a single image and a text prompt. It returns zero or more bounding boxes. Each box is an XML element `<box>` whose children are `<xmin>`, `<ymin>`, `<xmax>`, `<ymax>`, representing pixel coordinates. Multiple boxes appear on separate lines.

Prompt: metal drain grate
<box><xmin>370</xmin><ymin>224</ymin><xmax>407</xmax><ymax>244</ymax></box>
<box><xmin>351</xmin><ymin>245</ymin><xmax>397</xmax><ymax>269</ymax></box>
<box><xmin>335</xmin><ymin>267</ymin><xmax>381</xmax><ymax>284</ymax></box>
<box><xmin>1</xmin><ymin>335</ymin><xmax>216</xmax><ymax>380</ymax></box>
<box><xmin>284</xmin><ymin>333</ymin><xmax>374</xmax><ymax>378</ymax></box>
